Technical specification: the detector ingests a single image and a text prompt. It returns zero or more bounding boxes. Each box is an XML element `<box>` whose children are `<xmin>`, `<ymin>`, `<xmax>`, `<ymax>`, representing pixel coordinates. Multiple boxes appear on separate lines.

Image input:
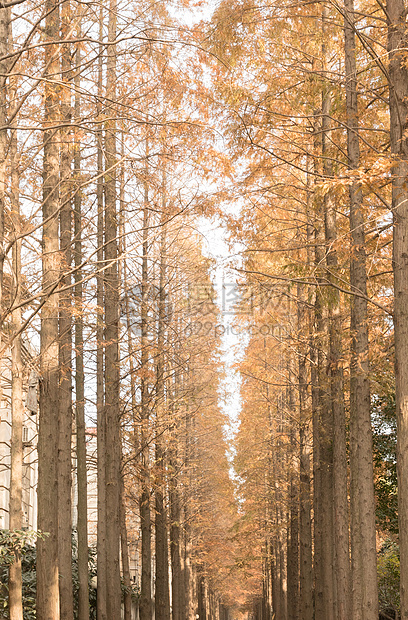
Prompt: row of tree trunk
<box><xmin>2</xmin><ymin>3</ymin><xmax>234</xmax><ymax>619</ymax></box>
<box><xmin>247</xmin><ymin>0</ymin><xmax>408</xmax><ymax>616</ymax></box>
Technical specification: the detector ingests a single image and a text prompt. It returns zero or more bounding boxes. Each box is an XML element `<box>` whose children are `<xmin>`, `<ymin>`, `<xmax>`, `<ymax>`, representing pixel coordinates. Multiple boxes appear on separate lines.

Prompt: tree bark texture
<box><xmin>139</xmin><ymin>186</ymin><xmax>152</xmax><ymax>620</ymax></box>
<box><xmin>9</xmin><ymin>323</ymin><xmax>24</xmax><ymax>620</ymax></box>
<box><xmin>74</xmin><ymin>32</ymin><xmax>89</xmax><ymax>619</ymax></box>
<box><xmin>344</xmin><ymin>0</ymin><xmax>378</xmax><ymax>616</ymax></box>
<box><xmin>120</xmin><ymin>472</ymin><xmax>132</xmax><ymax>620</ymax></box>
<box><xmin>387</xmin><ymin>0</ymin><xmax>408</xmax><ymax>616</ymax></box>
<box><xmin>286</xmin><ymin>366</ymin><xmax>299</xmax><ymax>620</ymax></box>
<box><xmin>96</xmin><ymin>4</ymin><xmax>107</xmax><ymax>617</ymax></box>
<box><xmin>322</xmin><ymin>85</ymin><xmax>351</xmax><ymax>620</ymax></box>
<box><xmin>8</xmin><ymin>21</ymin><xmax>24</xmax><ymax>620</ymax></box>
<box><xmin>37</xmin><ymin>0</ymin><xmax>61</xmax><ymax>615</ymax></box>
<box><xmin>184</xmin><ymin>402</ymin><xmax>196</xmax><ymax>620</ymax></box>
<box><xmin>324</xmin><ymin>188</ymin><xmax>350</xmax><ymax>620</ymax></box>
<box><xmin>0</xmin><ymin>5</ymin><xmax>8</xmax><ymax>320</ymax></box>
<box><xmin>311</xmin><ymin>109</ymin><xmax>326</xmax><ymax>620</ymax></box>
<box><xmin>170</xmin><ymin>449</ymin><xmax>184</xmax><ymax>620</ymax></box>
<box><xmin>317</xmin><ymin>34</ymin><xmax>335</xmax><ymax>615</ymax></box>
<box><xmin>297</xmin><ymin>283</ymin><xmax>313</xmax><ymax>620</ymax></box>
<box><xmin>104</xmin><ymin>0</ymin><xmax>121</xmax><ymax>615</ymax></box>
<box><xmin>155</xmin><ymin>209</ymin><xmax>170</xmax><ymax>620</ymax></box>
<box><xmin>58</xmin><ymin>2</ymin><xmax>74</xmax><ymax>615</ymax></box>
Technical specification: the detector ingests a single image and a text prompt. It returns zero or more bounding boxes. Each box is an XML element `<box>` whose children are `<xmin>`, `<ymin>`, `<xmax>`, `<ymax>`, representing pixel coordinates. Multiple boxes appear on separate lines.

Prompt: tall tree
<box><xmin>37</xmin><ymin>0</ymin><xmax>61</xmax><ymax>614</ymax></box>
<box><xmin>155</xmin><ymin>181</ymin><xmax>171</xmax><ymax>620</ymax></box>
<box><xmin>0</xmin><ymin>4</ymin><xmax>8</xmax><ymax>321</ymax></box>
<box><xmin>321</xmin><ymin>18</ymin><xmax>350</xmax><ymax>615</ymax></box>
<box><xmin>96</xmin><ymin>3</ymin><xmax>107</xmax><ymax>618</ymax></box>
<box><xmin>8</xmin><ymin>29</ymin><xmax>24</xmax><ymax>620</ymax></box>
<box><xmin>297</xmin><ymin>278</ymin><xmax>313</xmax><ymax>620</ymax></box>
<box><xmin>387</xmin><ymin>0</ymin><xmax>408</xmax><ymax>615</ymax></box>
<box><xmin>104</xmin><ymin>0</ymin><xmax>122</xmax><ymax>615</ymax></box>
<box><xmin>344</xmin><ymin>0</ymin><xmax>378</xmax><ymax>616</ymax></box>
<box><xmin>286</xmin><ymin>350</ymin><xmax>299</xmax><ymax>620</ymax></box>
<box><xmin>73</xmin><ymin>22</ymin><xmax>89</xmax><ymax>620</ymax></box>
<box><xmin>139</xmin><ymin>165</ymin><xmax>152</xmax><ymax>620</ymax></box>
<box><xmin>58</xmin><ymin>1</ymin><xmax>74</xmax><ymax>615</ymax></box>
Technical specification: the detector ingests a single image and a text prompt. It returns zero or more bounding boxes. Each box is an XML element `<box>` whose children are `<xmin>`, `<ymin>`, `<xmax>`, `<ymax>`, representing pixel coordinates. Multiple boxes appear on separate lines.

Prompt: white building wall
<box><xmin>0</xmin><ymin>345</ymin><xmax>38</xmax><ymax>531</ymax></box>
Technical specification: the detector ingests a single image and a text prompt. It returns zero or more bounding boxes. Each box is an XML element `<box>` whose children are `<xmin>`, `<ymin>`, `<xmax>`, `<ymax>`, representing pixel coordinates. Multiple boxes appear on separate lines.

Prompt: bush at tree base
<box><xmin>378</xmin><ymin>539</ymin><xmax>400</xmax><ymax>619</ymax></box>
<box><xmin>0</xmin><ymin>531</ymin><xmax>98</xmax><ymax>619</ymax></box>
<box><xmin>0</xmin><ymin>530</ymin><xmax>139</xmax><ymax>619</ymax></box>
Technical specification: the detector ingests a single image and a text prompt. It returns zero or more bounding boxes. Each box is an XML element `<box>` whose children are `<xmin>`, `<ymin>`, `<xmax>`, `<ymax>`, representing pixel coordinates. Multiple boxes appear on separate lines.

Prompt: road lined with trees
<box><xmin>0</xmin><ymin>0</ymin><xmax>406</xmax><ymax>618</ymax></box>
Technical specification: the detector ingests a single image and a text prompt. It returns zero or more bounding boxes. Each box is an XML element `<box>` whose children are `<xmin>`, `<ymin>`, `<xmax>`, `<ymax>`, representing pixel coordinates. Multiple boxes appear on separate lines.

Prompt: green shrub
<box><xmin>0</xmin><ymin>531</ymin><xmax>138</xmax><ymax>619</ymax></box>
<box><xmin>0</xmin><ymin>532</ymin><xmax>37</xmax><ymax>620</ymax></box>
<box><xmin>0</xmin><ymin>531</ymin><xmax>98</xmax><ymax>620</ymax></box>
<box><xmin>378</xmin><ymin>540</ymin><xmax>400</xmax><ymax>618</ymax></box>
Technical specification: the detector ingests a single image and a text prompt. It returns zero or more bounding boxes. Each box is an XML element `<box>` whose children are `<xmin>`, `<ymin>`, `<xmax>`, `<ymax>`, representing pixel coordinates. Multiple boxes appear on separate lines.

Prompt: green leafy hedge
<box><xmin>0</xmin><ymin>530</ymin><xmax>139</xmax><ymax>619</ymax></box>
<box><xmin>378</xmin><ymin>540</ymin><xmax>400</xmax><ymax>619</ymax></box>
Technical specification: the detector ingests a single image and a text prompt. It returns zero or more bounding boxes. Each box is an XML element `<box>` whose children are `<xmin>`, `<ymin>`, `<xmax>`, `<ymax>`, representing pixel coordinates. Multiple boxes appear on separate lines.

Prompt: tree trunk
<box><xmin>123</xmin><ymin>218</ymin><xmax>140</xmax><ymax>619</ymax></box>
<box><xmin>9</xmin><ymin>61</ymin><xmax>24</xmax><ymax>620</ymax></box>
<box><xmin>273</xmin><ymin>392</ymin><xmax>287</xmax><ymax>620</ymax></box>
<box><xmin>0</xmin><ymin>5</ymin><xmax>8</xmax><ymax>321</ymax></box>
<box><xmin>322</xmin><ymin>78</ymin><xmax>350</xmax><ymax>620</ymax></box>
<box><xmin>317</xmin><ymin>229</ymin><xmax>334</xmax><ymax>620</ymax></box>
<box><xmin>198</xmin><ymin>575</ymin><xmax>206</xmax><ymax>620</ymax></box>
<box><xmin>9</xmin><ymin>289</ymin><xmax>24</xmax><ymax>620</ymax></box>
<box><xmin>120</xmin><ymin>471</ymin><xmax>132</xmax><ymax>620</ymax></box>
<box><xmin>140</xmin><ymin>179</ymin><xmax>152</xmax><ymax>620</ymax></box>
<box><xmin>169</xmin><ymin>447</ymin><xmax>183</xmax><ymax>620</ymax></box>
<box><xmin>344</xmin><ymin>0</ymin><xmax>378</xmax><ymax>616</ymax></box>
<box><xmin>386</xmin><ymin>0</ymin><xmax>408</xmax><ymax>616</ymax></box>
<box><xmin>318</xmin><ymin>28</ymin><xmax>335</xmax><ymax>616</ymax></box>
<box><xmin>297</xmin><ymin>280</ymin><xmax>313</xmax><ymax>620</ymax></box>
<box><xmin>184</xmin><ymin>518</ymin><xmax>196</xmax><ymax>620</ymax></box>
<box><xmin>58</xmin><ymin>2</ymin><xmax>74</xmax><ymax>615</ymax></box>
<box><xmin>265</xmin><ymin>383</ymin><xmax>275</xmax><ymax>620</ymax></box>
<box><xmin>265</xmin><ymin>539</ymin><xmax>273</xmax><ymax>620</ymax></box>
<box><xmin>37</xmin><ymin>0</ymin><xmax>61</xmax><ymax>614</ymax></box>
<box><xmin>278</xmin><ymin>503</ymin><xmax>287</xmax><ymax>620</ymax></box>
<box><xmin>74</xmin><ymin>30</ymin><xmax>89</xmax><ymax>620</ymax></box>
<box><xmin>104</xmin><ymin>0</ymin><xmax>121</xmax><ymax>615</ymax></box>
<box><xmin>311</xmin><ymin>109</ymin><xmax>325</xmax><ymax>620</ymax></box>
<box><xmin>155</xmin><ymin>201</ymin><xmax>170</xmax><ymax>620</ymax></box>
<box><xmin>325</xmin><ymin>187</ymin><xmax>350</xmax><ymax>620</ymax></box>
<box><xmin>117</xmin><ymin>134</ymin><xmax>131</xmax><ymax>620</ymax></box>
<box><xmin>96</xmin><ymin>3</ymin><xmax>107</xmax><ymax>618</ymax></box>
<box><xmin>286</xmin><ymin>364</ymin><xmax>299</xmax><ymax>620</ymax></box>
<box><xmin>184</xmin><ymin>402</ymin><xmax>196</xmax><ymax>620</ymax></box>
<box><xmin>155</xmin><ymin>458</ymin><xmax>170</xmax><ymax>620</ymax></box>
